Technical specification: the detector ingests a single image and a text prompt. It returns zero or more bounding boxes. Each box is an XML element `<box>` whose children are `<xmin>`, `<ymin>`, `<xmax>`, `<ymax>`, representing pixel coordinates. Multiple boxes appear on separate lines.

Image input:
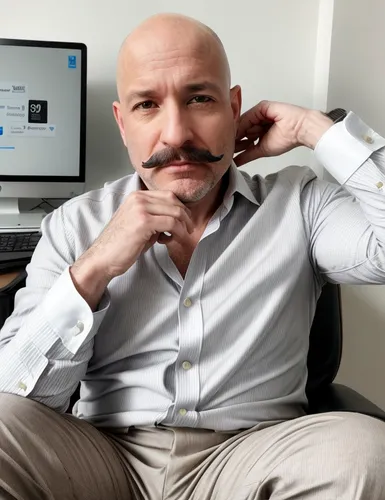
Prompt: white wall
<box><xmin>327</xmin><ymin>0</ymin><xmax>385</xmax><ymax>409</ymax></box>
<box><xmin>2</xmin><ymin>0</ymin><xmax>322</xmax><ymax>190</ymax></box>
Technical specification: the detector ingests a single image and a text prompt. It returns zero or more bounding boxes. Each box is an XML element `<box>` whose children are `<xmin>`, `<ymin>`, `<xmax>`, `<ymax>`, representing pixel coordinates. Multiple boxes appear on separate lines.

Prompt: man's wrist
<box><xmin>70</xmin><ymin>255</ymin><xmax>111</xmax><ymax>311</ymax></box>
<box><xmin>297</xmin><ymin>110</ymin><xmax>334</xmax><ymax>150</ymax></box>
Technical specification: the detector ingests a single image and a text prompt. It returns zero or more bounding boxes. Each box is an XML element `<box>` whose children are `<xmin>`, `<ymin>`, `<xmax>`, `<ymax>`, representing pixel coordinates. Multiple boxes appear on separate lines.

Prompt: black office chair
<box><xmin>306</xmin><ymin>282</ymin><xmax>385</xmax><ymax>421</ymax></box>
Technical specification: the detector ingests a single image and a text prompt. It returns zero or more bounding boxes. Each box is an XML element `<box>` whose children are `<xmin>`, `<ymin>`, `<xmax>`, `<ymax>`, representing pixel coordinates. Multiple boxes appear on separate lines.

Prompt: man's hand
<box><xmin>70</xmin><ymin>191</ymin><xmax>194</xmax><ymax>310</ymax></box>
<box><xmin>234</xmin><ymin>101</ymin><xmax>333</xmax><ymax>167</ymax></box>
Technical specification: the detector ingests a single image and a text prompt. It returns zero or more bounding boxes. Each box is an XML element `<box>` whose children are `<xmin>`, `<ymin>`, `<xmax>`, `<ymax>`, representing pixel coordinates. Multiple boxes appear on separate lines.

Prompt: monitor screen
<box><xmin>0</xmin><ymin>39</ymin><xmax>86</xmax><ymax>182</ymax></box>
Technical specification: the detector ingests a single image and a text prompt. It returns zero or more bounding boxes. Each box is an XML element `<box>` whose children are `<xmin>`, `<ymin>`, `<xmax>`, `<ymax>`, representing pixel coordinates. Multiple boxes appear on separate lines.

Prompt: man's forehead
<box><xmin>120</xmin><ymin>49</ymin><xmax>225</xmax><ymax>98</ymax></box>
<box><xmin>121</xmin><ymin>35</ymin><xmax>216</xmax><ymax>77</ymax></box>
<box><xmin>117</xmin><ymin>16</ymin><xmax>231</xmax><ymax>98</ymax></box>
<box><xmin>122</xmin><ymin>16</ymin><xmax>213</xmax><ymax>56</ymax></box>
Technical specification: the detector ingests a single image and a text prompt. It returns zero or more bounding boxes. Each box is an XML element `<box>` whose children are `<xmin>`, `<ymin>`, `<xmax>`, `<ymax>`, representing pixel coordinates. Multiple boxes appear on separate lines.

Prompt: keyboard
<box><xmin>0</xmin><ymin>231</ymin><xmax>41</xmax><ymax>253</ymax></box>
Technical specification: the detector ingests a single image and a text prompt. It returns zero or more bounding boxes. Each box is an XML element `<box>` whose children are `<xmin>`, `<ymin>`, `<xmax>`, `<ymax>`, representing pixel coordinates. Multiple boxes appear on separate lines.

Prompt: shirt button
<box><xmin>182</xmin><ymin>361</ymin><xmax>192</xmax><ymax>370</ymax></box>
<box><xmin>363</xmin><ymin>134</ymin><xmax>374</xmax><ymax>144</ymax></box>
<box><xmin>179</xmin><ymin>408</ymin><xmax>187</xmax><ymax>416</ymax></box>
<box><xmin>376</xmin><ymin>181</ymin><xmax>383</xmax><ymax>189</ymax></box>
<box><xmin>74</xmin><ymin>320</ymin><xmax>84</xmax><ymax>336</ymax></box>
<box><xmin>183</xmin><ymin>297</ymin><xmax>192</xmax><ymax>308</ymax></box>
<box><xmin>18</xmin><ymin>381</ymin><xmax>27</xmax><ymax>391</ymax></box>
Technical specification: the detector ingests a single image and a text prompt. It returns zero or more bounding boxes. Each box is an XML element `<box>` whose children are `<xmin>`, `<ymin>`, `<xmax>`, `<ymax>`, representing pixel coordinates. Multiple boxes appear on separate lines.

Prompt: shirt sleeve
<box><xmin>301</xmin><ymin>112</ymin><xmax>385</xmax><ymax>284</ymax></box>
<box><xmin>0</xmin><ymin>205</ymin><xmax>110</xmax><ymax>412</ymax></box>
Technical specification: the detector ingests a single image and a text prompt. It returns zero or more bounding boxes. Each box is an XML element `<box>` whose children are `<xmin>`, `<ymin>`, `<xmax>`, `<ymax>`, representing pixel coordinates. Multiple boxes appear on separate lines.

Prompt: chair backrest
<box><xmin>0</xmin><ymin>270</ymin><xmax>27</xmax><ymax>330</ymax></box>
<box><xmin>306</xmin><ymin>282</ymin><xmax>343</xmax><ymax>395</ymax></box>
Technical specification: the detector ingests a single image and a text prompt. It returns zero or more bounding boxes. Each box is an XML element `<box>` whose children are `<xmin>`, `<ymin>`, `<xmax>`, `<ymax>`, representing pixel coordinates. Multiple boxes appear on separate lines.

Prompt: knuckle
<box><xmin>130</xmin><ymin>192</ymin><xmax>141</xmax><ymax>202</ymax></box>
<box><xmin>133</xmin><ymin>193</ymin><xmax>146</xmax><ymax>206</ymax></box>
<box><xmin>166</xmin><ymin>191</ymin><xmax>176</xmax><ymax>201</ymax></box>
<box><xmin>137</xmin><ymin>211</ymin><xmax>149</xmax><ymax>225</ymax></box>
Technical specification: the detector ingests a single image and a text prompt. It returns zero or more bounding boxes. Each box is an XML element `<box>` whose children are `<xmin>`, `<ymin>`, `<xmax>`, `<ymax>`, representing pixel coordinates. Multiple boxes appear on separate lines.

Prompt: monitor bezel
<box><xmin>0</xmin><ymin>38</ymin><xmax>87</xmax><ymax>183</ymax></box>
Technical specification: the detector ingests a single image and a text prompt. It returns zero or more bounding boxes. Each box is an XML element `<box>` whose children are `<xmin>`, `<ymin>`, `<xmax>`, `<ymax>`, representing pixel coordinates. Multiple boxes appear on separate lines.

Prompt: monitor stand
<box><xmin>0</xmin><ymin>198</ymin><xmax>45</xmax><ymax>231</ymax></box>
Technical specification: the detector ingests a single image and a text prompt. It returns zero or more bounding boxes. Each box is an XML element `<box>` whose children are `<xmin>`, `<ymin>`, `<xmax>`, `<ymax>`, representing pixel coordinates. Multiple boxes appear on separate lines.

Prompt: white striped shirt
<box><xmin>1</xmin><ymin>112</ymin><xmax>385</xmax><ymax>430</ymax></box>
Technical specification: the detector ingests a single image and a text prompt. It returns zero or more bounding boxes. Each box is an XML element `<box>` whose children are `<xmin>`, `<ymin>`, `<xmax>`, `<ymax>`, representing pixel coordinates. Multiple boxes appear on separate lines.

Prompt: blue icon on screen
<box><xmin>68</xmin><ymin>55</ymin><xmax>77</xmax><ymax>69</ymax></box>
<box><xmin>0</xmin><ymin>127</ymin><xmax>3</xmax><ymax>136</ymax></box>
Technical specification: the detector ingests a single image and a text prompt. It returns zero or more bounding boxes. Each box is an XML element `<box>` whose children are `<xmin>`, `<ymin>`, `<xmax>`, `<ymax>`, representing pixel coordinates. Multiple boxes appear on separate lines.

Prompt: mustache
<box><xmin>142</xmin><ymin>145</ymin><xmax>224</xmax><ymax>169</ymax></box>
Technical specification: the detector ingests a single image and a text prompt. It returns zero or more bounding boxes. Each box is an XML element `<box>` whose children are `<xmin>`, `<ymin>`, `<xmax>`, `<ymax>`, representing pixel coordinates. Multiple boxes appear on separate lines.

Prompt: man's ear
<box><xmin>230</xmin><ymin>85</ymin><xmax>242</xmax><ymax>126</ymax></box>
<box><xmin>112</xmin><ymin>101</ymin><xmax>127</xmax><ymax>147</ymax></box>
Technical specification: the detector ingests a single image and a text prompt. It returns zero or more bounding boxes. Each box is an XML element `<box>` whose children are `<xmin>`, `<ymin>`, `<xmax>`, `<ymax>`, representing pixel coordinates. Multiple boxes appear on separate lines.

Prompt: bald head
<box><xmin>116</xmin><ymin>13</ymin><xmax>231</xmax><ymax>100</ymax></box>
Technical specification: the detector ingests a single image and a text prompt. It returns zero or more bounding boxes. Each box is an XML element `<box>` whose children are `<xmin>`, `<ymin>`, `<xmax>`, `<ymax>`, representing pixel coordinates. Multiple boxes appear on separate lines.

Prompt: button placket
<box><xmin>171</xmin><ymin>251</ymin><xmax>206</xmax><ymax>424</ymax></box>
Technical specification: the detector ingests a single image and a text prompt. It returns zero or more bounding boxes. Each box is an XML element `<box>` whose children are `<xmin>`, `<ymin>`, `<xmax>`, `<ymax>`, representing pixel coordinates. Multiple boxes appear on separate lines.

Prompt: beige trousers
<box><xmin>1</xmin><ymin>393</ymin><xmax>385</xmax><ymax>500</ymax></box>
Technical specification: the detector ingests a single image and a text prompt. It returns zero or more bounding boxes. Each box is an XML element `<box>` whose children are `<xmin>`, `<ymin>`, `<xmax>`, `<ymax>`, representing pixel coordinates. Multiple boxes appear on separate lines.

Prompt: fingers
<box><xmin>236</xmin><ymin>121</ymin><xmax>270</xmax><ymax>145</ymax></box>
<box><xmin>237</xmin><ymin>123</ymin><xmax>264</xmax><ymax>140</ymax></box>
<box><xmin>234</xmin><ymin>138</ymin><xmax>255</xmax><ymax>154</ymax></box>
<box><xmin>236</xmin><ymin>115</ymin><xmax>255</xmax><ymax>143</ymax></box>
<box><xmin>234</xmin><ymin>143</ymin><xmax>265</xmax><ymax>167</ymax></box>
<box><xmin>144</xmin><ymin>202</ymin><xmax>194</xmax><ymax>234</ymax></box>
<box><xmin>236</xmin><ymin>100</ymin><xmax>275</xmax><ymax>140</ymax></box>
<box><xmin>234</xmin><ymin>123</ymin><xmax>271</xmax><ymax>154</ymax></box>
<box><xmin>153</xmin><ymin>216</ymin><xmax>190</xmax><ymax>241</ymax></box>
<box><xmin>128</xmin><ymin>190</ymin><xmax>194</xmax><ymax>234</ymax></box>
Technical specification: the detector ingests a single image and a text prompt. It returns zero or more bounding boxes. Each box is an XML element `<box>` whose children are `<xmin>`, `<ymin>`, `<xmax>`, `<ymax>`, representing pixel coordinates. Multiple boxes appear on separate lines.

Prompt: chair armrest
<box><xmin>307</xmin><ymin>383</ymin><xmax>385</xmax><ymax>422</ymax></box>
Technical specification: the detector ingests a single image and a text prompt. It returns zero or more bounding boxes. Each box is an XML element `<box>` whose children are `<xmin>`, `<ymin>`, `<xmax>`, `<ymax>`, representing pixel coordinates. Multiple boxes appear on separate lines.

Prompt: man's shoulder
<box><xmin>41</xmin><ymin>174</ymin><xmax>139</xmax><ymax>240</ymax></box>
<box><xmin>62</xmin><ymin>173</ymin><xmax>137</xmax><ymax>214</ymax></box>
<box><xmin>253</xmin><ymin>164</ymin><xmax>317</xmax><ymax>186</ymax></box>
<box><xmin>245</xmin><ymin>165</ymin><xmax>318</xmax><ymax>202</ymax></box>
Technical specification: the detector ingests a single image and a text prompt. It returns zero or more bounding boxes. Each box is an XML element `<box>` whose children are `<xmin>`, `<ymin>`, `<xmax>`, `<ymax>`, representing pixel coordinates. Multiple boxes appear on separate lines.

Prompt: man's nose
<box><xmin>159</xmin><ymin>106</ymin><xmax>194</xmax><ymax>148</ymax></box>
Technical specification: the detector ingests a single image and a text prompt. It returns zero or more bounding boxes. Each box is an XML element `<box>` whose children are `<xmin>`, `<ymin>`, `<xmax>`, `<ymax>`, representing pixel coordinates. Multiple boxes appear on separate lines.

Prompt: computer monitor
<box><xmin>0</xmin><ymin>38</ymin><xmax>87</xmax><ymax>229</ymax></box>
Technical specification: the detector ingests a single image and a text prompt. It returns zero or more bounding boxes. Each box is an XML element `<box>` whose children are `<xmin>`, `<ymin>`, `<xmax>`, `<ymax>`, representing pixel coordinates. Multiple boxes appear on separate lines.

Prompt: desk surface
<box><xmin>0</xmin><ymin>271</ymin><xmax>24</xmax><ymax>289</ymax></box>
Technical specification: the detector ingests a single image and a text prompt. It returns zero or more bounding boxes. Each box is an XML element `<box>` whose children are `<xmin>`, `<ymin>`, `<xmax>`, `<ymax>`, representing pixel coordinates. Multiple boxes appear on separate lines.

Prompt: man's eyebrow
<box><xmin>126</xmin><ymin>89</ymin><xmax>158</xmax><ymax>104</ymax></box>
<box><xmin>184</xmin><ymin>82</ymin><xmax>222</xmax><ymax>94</ymax></box>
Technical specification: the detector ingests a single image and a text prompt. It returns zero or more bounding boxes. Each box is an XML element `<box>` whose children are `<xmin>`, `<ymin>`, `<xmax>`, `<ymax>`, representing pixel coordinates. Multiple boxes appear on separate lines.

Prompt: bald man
<box><xmin>1</xmin><ymin>13</ymin><xmax>385</xmax><ymax>500</ymax></box>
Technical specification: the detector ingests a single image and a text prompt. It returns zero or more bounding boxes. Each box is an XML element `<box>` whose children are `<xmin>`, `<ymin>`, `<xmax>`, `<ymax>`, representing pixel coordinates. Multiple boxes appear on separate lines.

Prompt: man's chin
<box><xmin>172</xmin><ymin>188</ymin><xmax>213</xmax><ymax>204</ymax></box>
<box><xmin>171</xmin><ymin>189</ymin><xmax>210</xmax><ymax>204</ymax></box>
<box><xmin>164</xmin><ymin>178</ymin><xmax>213</xmax><ymax>203</ymax></box>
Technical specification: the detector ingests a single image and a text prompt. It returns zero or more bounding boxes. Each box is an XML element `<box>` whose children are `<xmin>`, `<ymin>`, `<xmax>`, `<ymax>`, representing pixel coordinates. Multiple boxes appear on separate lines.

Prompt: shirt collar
<box><xmin>126</xmin><ymin>161</ymin><xmax>260</xmax><ymax>207</ymax></box>
<box><xmin>224</xmin><ymin>161</ymin><xmax>260</xmax><ymax>207</ymax></box>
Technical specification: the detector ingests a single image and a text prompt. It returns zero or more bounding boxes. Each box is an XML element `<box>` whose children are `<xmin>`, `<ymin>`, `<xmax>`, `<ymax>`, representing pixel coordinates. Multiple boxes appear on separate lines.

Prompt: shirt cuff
<box><xmin>314</xmin><ymin>111</ymin><xmax>385</xmax><ymax>184</ymax></box>
<box><xmin>42</xmin><ymin>267</ymin><xmax>110</xmax><ymax>354</ymax></box>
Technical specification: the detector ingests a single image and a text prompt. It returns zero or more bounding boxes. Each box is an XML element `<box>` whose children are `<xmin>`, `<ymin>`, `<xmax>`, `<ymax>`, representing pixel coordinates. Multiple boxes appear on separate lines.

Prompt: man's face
<box><xmin>114</xmin><ymin>28</ymin><xmax>241</xmax><ymax>204</ymax></box>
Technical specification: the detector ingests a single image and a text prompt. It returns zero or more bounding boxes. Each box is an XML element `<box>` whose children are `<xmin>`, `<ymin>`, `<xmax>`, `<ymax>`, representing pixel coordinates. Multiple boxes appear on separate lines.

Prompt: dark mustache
<box><xmin>142</xmin><ymin>145</ymin><xmax>224</xmax><ymax>169</ymax></box>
